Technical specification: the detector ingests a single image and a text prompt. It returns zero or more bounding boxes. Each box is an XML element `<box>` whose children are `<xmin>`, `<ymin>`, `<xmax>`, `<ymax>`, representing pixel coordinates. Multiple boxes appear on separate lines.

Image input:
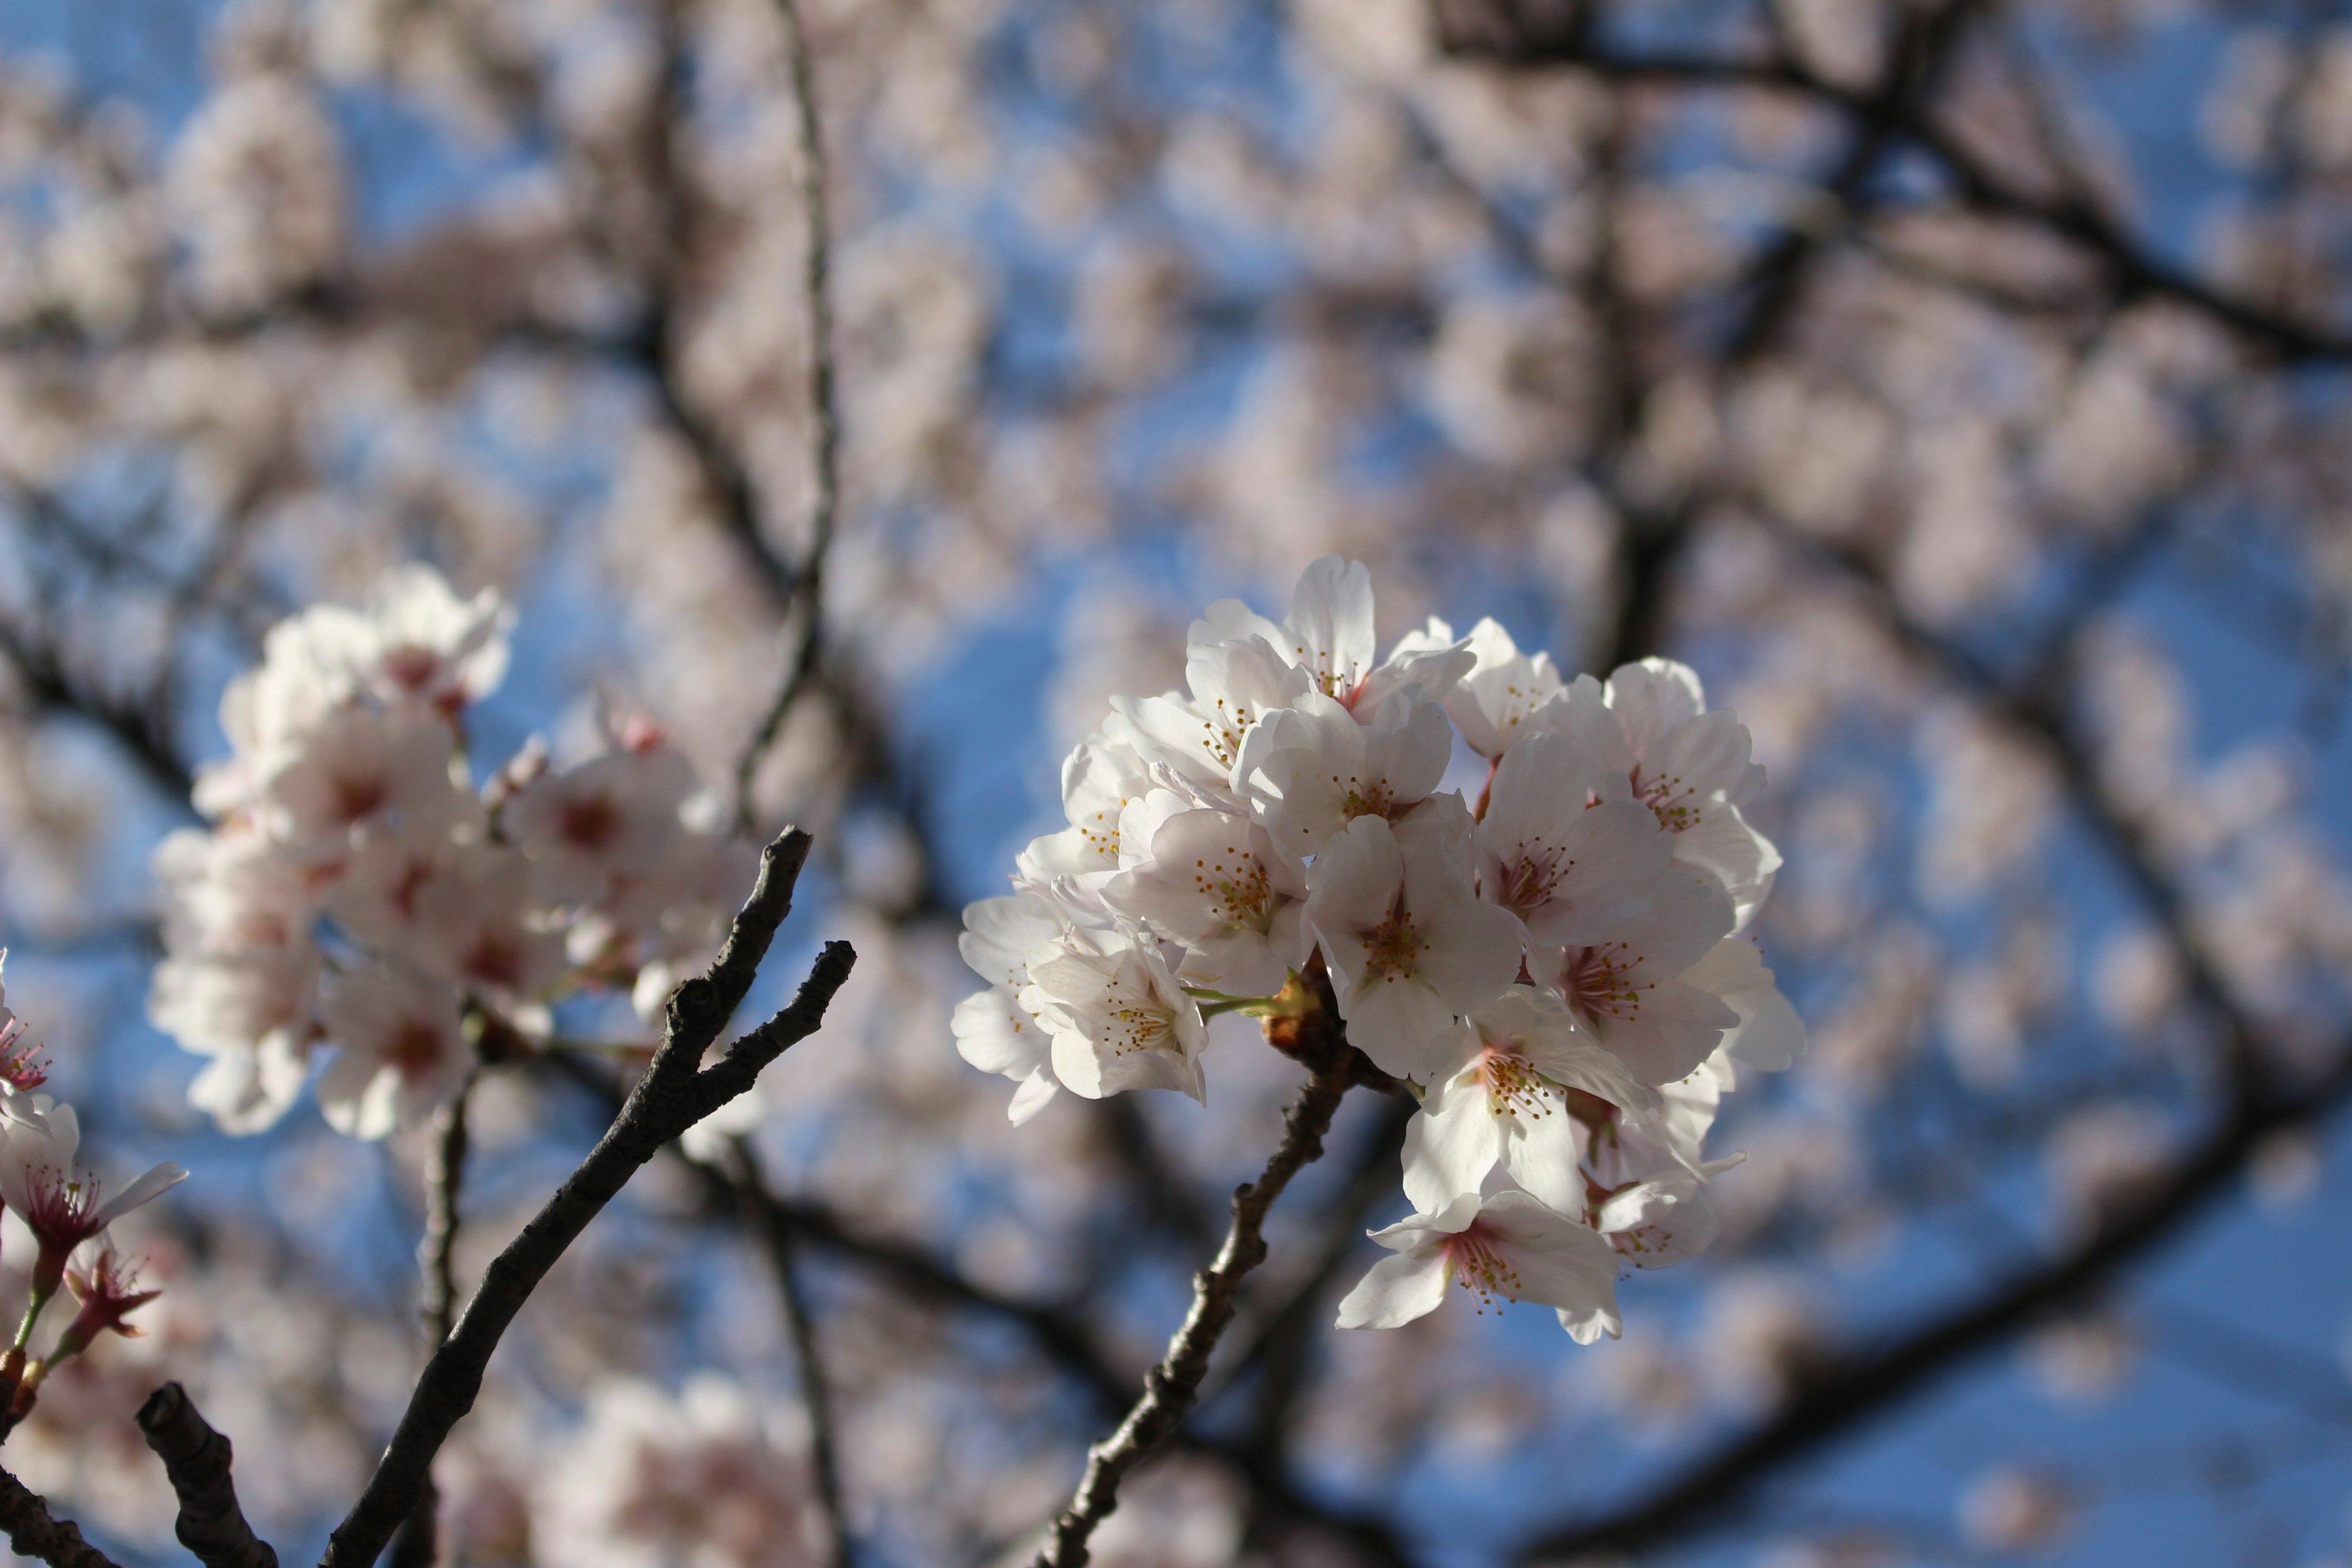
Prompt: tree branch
<box><xmin>318</xmin><ymin>827</ymin><xmax>856</xmax><ymax>1568</ymax></box>
<box><xmin>735</xmin><ymin>0</ymin><xmax>843</xmax><ymax>826</ymax></box>
<box><xmin>1512</xmin><ymin>1049</ymin><xmax>2352</xmax><ymax>1562</ymax></box>
<box><xmin>388</xmin><ymin>1084</ymin><xmax>474</xmax><ymax>1568</ymax></box>
<box><xmin>0</xmin><ymin>1466</ymin><xmax>122</xmax><ymax>1568</ymax></box>
<box><xmin>1033</xmin><ymin>1048</ymin><xmax>1358</xmax><ymax>1568</ymax></box>
<box><xmin>137</xmin><ymin>1384</ymin><xmax>277</xmax><ymax>1568</ymax></box>
<box><xmin>728</xmin><ymin>1137</ymin><xmax>854</xmax><ymax>1568</ymax></box>
<box><xmin>1438</xmin><ymin>20</ymin><xmax>2352</xmax><ymax>363</ymax></box>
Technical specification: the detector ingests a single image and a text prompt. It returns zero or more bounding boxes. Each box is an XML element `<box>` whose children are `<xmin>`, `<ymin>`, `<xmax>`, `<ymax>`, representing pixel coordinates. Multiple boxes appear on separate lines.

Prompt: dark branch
<box><xmin>1034</xmin><ymin>1049</ymin><xmax>1358</xmax><ymax>1568</ymax></box>
<box><xmin>0</xmin><ymin>1466</ymin><xmax>122</xmax><ymax>1568</ymax></box>
<box><xmin>136</xmin><ymin>1384</ymin><xmax>277</xmax><ymax>1568</ymax></box>
<box><xmin>735</xmin><ymin>0</ymin><xmax>844</xmax><ymax>825</ymax></box>
<box><xmin>389</xmin><ymin>1083</ymin><xmax>475</xmax><ymax>1568</ymax></box>
<box><xmin>1513</xmin><ymin>1050</ymin><xmax>2352</xmax><ymax>1562</ymax></box>
<box><xmin>318</xmin><ymin>828</ymin><xmax>855</xmax><ymax>1568</ymax></box>
<box><xmin>1439</xmin><ymin>23</ymin><xmax>2352</xmax><ymax>363</ymax></box>
<box><xmin>728</xmin><ymin>1138</ymin><xmax>855</xmax><ymax>1568</ymax></box>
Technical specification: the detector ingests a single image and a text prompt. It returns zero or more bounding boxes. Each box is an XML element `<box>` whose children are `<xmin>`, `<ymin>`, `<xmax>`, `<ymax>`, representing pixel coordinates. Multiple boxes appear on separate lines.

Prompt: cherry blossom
<box><xmin>48</xmin><ymin>1240</ymin><xmax>164</xmax><ymax>1363</ymax></box>
<box><xmin>1537</xmin><ymin>661</ymin><xmax>1782</xmax><ymax>924</ymax></box>
<box><xmin>1305</xmin><ymin>801</ymin><xmax>1523</xmax><ymax>1079</ymax></box>
<box><xmin>317</xmin><ymin>964</ymin><xmax>473</xmax><ymax>1139</ymax></box>
<box><xmin>954</xmin><ymin>554</ymin><xmax>1804</xmax><ymax>1341</ymax></box>
<box><xmin>1241</xmin><ymin>688</ymin><xmax>1455</xmax><ymax>859</ymax></box>
<box><xmin>951</xmin><ymin>891</ymin><xmax>1069</xmax><ymax>1123</ymax></box>
<box><xmin>0</xmin><ymin>1101</ymin><xmax>187</xmax><ymax>1305</ymax></box>
<box><xmin>1020</xmin><ymin>924</ymin><xmax>1209</xmax><ymax>1101</ymax></box>
<box><xmin>257</xmin><ymin>706</ymin><xmax>473</xmax><ymax>856</ymax></box>
<box><xmin>0</xmin><ymin>952</ymin><xmax>50</xmax><ymax>1095</ymax></box>
<box><xmin>1476</xmin><ymin>730</ymin><xmax>1676</xmax><ymax>949</ymax></box>
<box><xmin>1014</xmin><ymin>734</ymin><xmax>1158</xmax><ymax>905</ymax></box>
<box><xmin>1335</xmin><ymin>1189</ymin><xmax>1624</xmax><ymax>1343</ymax></box>
<box><xmin>1102</xmin><ymin>798</ymin><xmax>1310</xmax><ymax>997</ymax></box>
<box><xmin>1113</xmin><ymin>638</ymin><xmax>1310</xmax><ymax>799</ymax></box>
<box><xmin>1401</xmin><ymin>616</ymin><xmax>1566</xmax><ymax>758</ymax></box>
<box><xmin>1400</xmin><ymin>986</ymin><xmax>1657</xmax><ymax>1213</ymax></box>
<box><xmin>507</xmin><ymin>746</ymin><xmax>699</xmax><ymax>906</ymax></box>
<box><xmin>1532</xmin><ymin>870</ymin><xmax>1743</xmax><ymax>1085</ymax></box>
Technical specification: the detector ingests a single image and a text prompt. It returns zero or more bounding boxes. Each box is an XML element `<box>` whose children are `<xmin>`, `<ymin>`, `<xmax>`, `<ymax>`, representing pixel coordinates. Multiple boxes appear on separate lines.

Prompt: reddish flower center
<box><xmin>560</xmin><ymin>793</ymin><xmax>624</xmax><ymax>850</ymax></box>
<box><xmin>382</xmin><ymin>644</ymin><xmax>442</xmax><ymax>692</ymax></box>
<box><xmin>1445</xmin><ymin>1222</ymin><xmax>1523</xmax><ymax>1312</ymax></box>
<box><xmin>332</xmin><ymin>772</ymin><xmax>389</xmax><ymax>824</ymax></box>
<box><xmin>1560</xmin><ymin>943</ymin><xmax>1645</xmax><ymax>1025</ymax></box>
<box><xmin>386</xmin><ymin>1019</ymin><xmax>447</xmax><ymax>1078</ymax></box>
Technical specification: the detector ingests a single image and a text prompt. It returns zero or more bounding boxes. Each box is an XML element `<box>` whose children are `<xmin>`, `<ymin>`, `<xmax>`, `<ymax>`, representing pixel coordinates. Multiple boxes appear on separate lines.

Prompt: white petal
<box><xmin>1335</xmin><ymin>1250</ymin><xmax>1449</xmax><ymax>1330</ymax></box>
<box><xmin>1401</xmin><ymin>1096</ymin><xmax>1503</xmax><ymax>1213</ymax></box>
<box><xmin>91</xmin><ymin>1163</ymin><xmax>190</xmax><ymax>1228</ymax></box>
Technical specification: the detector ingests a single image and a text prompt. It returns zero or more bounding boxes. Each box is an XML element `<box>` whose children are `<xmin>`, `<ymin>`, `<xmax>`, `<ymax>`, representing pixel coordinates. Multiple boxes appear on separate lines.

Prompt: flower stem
<box><xmin>1030</xmin><ymin>1050</ymin><xmax>1356</xmax><ymax>1567</ymax></box>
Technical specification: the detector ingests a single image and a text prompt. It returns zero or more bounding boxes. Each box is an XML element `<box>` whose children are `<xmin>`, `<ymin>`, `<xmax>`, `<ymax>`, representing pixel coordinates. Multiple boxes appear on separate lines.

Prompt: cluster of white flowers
<box><xmin>0</xmin><ymin>956</ymin><xmax>183</xmax><ymax>1411</ymax></box>
<box><xmin>149</xmin><ymin>567</ymin><xmax>753</xmax><ymax>1139</ymax></box>
<box><xmin>953</xmin><ymin>558</ymin><xmax>1805</xmax><ymax>1340</ymax></box>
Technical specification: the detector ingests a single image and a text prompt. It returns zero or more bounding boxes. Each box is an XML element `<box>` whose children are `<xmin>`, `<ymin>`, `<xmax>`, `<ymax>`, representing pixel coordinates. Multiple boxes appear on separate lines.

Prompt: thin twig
<box><xmin>318</xmin><ymin>828</ymin><xmax>856</xmax><ymax>1568</ymax></box>
<box><xmin>1032</xmin><ymin>1052</ymin><xmax>1357</xmax><ymax>1568</ymax></box>
<box><xmin>136</xmin><ymin>1384</ymin><xmax>277</xmax><ymax>1568</ymax></box>
<box><xmin>727</xmin><ymin>1139</ymin><xmax>855</xmax><ymax>1568</ymax></box>
<box><xmin>389</xmin><ymin>1082</ymin><xmax>474</xmax><ymax>1568</ymax></box>
<box><xmin>0</xmin><ymin>1466</ymin><xmax>122</xmax><ymax>1568</ymax></box>
<box><xmin>734</xmin><ymin>0</ymin><xmax>842</xmax><ymax>827</ymax></box>
<box><xmin>1439</xmin><ymin>26</ymin><xmax>2352</xmax><ymax>363</ymax></box>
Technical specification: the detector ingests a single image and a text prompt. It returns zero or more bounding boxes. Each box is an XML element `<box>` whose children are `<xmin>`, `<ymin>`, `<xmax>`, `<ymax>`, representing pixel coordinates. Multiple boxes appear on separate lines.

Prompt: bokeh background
<box><xmin>0</xmin><ymin>0</ymin><xmax>2350</xmax><ymax>1564</ymax></box>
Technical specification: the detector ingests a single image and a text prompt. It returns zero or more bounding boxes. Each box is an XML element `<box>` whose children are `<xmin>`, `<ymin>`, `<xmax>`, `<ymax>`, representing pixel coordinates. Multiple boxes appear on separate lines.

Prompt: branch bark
<box><xmin>137</xmin><ymin>1384</ymin><xmax>277</xmax><ymax>1568</ymax></box>
<box><xmin>389</xmin><ymin>1083</ymin><xmax>474</xmax><ymax>1568</ymax></box>
<box><xmin>735</xmin><ymin>0</ymin><xmax>843</xmax><ymax>824</ymax></box>
<box><xmin>1439</xmin><ymin>20</ymin><xmax>2352</xmax><ymax>363</ymax></box>
<box><xmin>318</xmin><ymin>827</ymin><xmax>855</xmax><ymax>1568</ymax></box>
<box><xmin>0</xmin><ymin>1466</ymin><xmax>122</xmax><ymax>1568</ymax></box>
<box><xmin>1033</xmin><ymin>1049</ymin><xmax>1357</xmax><ymax>1568</ymax></box>
<box><xmin>728</xmin><ymin>1138</ymin><xmax>854</xmax><ymax>1568</ymax></box>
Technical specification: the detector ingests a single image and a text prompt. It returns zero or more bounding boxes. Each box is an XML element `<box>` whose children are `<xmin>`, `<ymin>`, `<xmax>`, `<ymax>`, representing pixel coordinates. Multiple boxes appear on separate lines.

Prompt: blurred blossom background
<box><xmin>0</xmin><ymin>0</ymin><xmax>2350</xmax><ymax>1564</ymax></box>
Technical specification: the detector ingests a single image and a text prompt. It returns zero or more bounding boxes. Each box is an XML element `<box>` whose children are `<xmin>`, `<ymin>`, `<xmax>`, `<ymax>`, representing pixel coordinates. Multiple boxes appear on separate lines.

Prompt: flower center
<box><xmin>464</xmin><ymin>934</ymin><xmax>524</xmax><ymax>989</ymax></box>
<box><xmin>1477</xmin><ymin>1046</ymin><xmax>1560</xmax><ymax>1121</ymax></box>
<box><xmin>560</xmin><ymin>793</ymin><xmax>623</xmax><ymax>850</ymax></box>
<box><xmin>1493</xmin><ymin>840</ymin><xmax>1569</xmax><ymax>918</ymax></box>
<box><xmin>1338</xmin><ymin>778</ymin><xmax>1396</xmax><ymax>823</ymax></box>
<box><xmin>386</xmin><ymin>1019</ymin><xmax>448</xmax><ymax>1077</ymax></box>
<box><xmin>1197</xmin><ymin>699</ymin><xmax>1255</xmax><ymax>771</ymax></box>
<box><xmin>382</xmin><ymin>644</ymin><xmax>441</xmax><ymax>692</ymax></box>
<box><xmin>1363</xmin><ymin>903</ymin><xmax>1421</xmax><ymax>982</ymax></box>
<box><xmin>332</xmin><ymin>771</ymin><xmax>389</xmax><ymax>823</ymax></box>
<box><xmin>1561</xmin><ymin>943</ymin><xmax>1645</xmax><ymax>1024</ymax></box>
<box><xmin>0</xmin><ymin>1018</ymin><xmax>48</xmax><ymax>1092</ymax></box>
<box><xmin>1632</xmin><ymin>767</ymin><xmax>1700</xmax><ymax>832</ymax></box>
<box><xmin>1446</xmin><ymin>1223</ymin><xmax>1524</xmax><ymax>1312</ymax></box>
<box><xmin>1190</xmin><ymin>849</ymin><xmax>1271</xmax><ymax>929</ymax></box>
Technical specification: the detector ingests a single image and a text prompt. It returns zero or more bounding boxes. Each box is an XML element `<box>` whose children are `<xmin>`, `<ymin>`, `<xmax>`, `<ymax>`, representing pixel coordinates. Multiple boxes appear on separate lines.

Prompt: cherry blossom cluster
<box><xmin>0</xmin><ymin>955</ymin><xmax>183</xmax><ymax>1420</ymax></box>
<box><xmin>149</xmin><ymin>567</ymin><xmax>753</xmax><ymax>1139</ymax></box>
<box><xmin>954</xmin><ymin>558</ymin><xmax>1805</xmax><ymax>1340</ymax></box>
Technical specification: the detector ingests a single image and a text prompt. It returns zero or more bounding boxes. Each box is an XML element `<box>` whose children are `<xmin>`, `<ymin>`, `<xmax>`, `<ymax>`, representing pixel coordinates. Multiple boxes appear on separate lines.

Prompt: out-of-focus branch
<box><xmin>626</xmin><ymin>1087</ymin><xmax>1420</xmax><ymax>1568</ymax></box>
<box><xmin>136</xmin><ymin>1384</ymin><xmax>277</xmax><ymax>1568</ymax></box>
<box><xmin>0</xmin><ymin>1467</ymin><xmax>122</xmax><ymax>1568</ymax></box>
<box><xmin>1219</xmin><ymin>1098</ymin><xmax>1414</xmax><ymax>1462</ymax></box>
<box><xmin>1437</xmin><ymin>11</ymin><xmax>2352</xmax><ymax>363</ymax></box>
<box><xmin>1034</xmin><ymin>1047</ymin><xmax>1358</xmax><ymax>1568</ymax></box>
<box><xmin>1513</xmin><ymin>1047</ymin><xmax>2352</xmax><ymax>1561</ymax></box>
<box><xmin>1504</xmin><ymin>509</ymin><xmax>2333</xmax><ymax>1559</ymax></box>
<box><xmin>727</xmin><ymin>1137</ymin><xmax>854</xmax><ymax>1568</ymax></box>
<box><xmin>389</xmin><ymin>1084</ymin><xmax>475</xmax><ymax>1568</ymax></box>
<box><xmin>0</xmin><ymin>600</ymin><xmax>192</xmax><ymax>804</ymax></box>
<box><xmin>735</xmin><ymin>0</ymin><xmax>843</xmax><ymax>826</ymax></box>
<box><xmin>319</xmin><ymin>829</ymin><xmax>856</xmax><ymax>1568</ymax></box>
